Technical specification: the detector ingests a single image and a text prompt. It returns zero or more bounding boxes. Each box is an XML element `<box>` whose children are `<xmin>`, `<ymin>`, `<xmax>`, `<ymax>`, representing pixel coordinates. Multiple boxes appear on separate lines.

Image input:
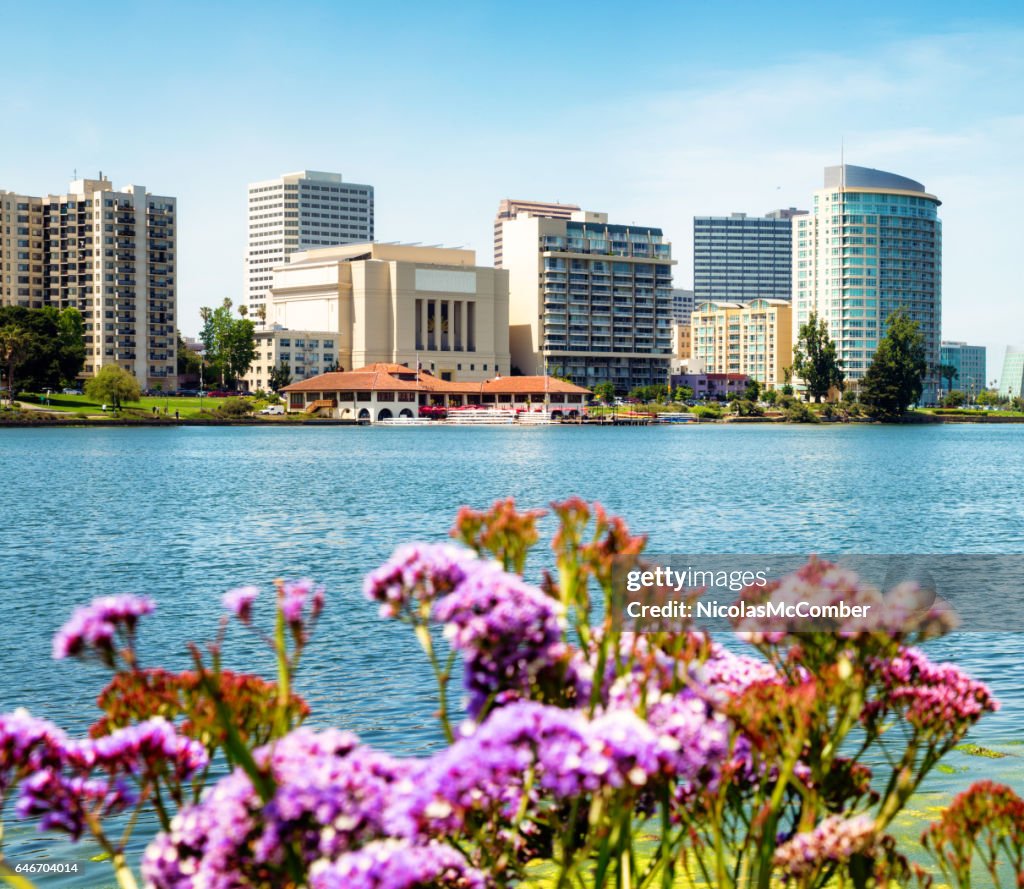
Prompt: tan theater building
<box><xmin>267</xmin><ymin>243</ymin><xmax>510</xmax><ymax>382</ymax></box>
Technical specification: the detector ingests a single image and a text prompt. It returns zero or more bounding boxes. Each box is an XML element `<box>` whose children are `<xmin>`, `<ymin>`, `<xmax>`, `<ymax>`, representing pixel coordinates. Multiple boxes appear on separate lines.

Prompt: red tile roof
<box><xmin>281</xmin><ymin>364</ymin><xmax>591</xmax><ymax>396</ymax></box>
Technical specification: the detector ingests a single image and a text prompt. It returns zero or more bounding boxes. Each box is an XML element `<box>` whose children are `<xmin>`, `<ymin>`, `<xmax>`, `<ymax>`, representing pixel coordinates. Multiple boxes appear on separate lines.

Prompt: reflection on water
<box><xmin>1</xmin><ymin>424</ymin><xmax>1023</xmax><ymax>883</ymax></box>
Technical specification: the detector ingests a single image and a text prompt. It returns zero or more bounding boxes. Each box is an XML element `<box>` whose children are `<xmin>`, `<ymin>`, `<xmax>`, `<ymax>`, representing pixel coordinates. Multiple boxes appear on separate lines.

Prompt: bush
<box><xmin>786</xmin><ymin>400</ymin><xmax>819</xmax><ymax>423</ymax></box>
<box><xmin>694</xmin><ymin>404</ymin><xmax>722</xmax><ymax>420</ymax></box>
<box><xmin>214</xmin><ymin>397</ymin><xmax>254</xmax><ymax>418</ymax></box>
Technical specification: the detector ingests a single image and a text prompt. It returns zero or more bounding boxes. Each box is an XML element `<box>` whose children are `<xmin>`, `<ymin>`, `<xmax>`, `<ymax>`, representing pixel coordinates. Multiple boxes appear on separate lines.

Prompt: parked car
<box><xmin>62</xmin><ymin>387</ymin><xmax>83</xmax><ymax>395</ymax></box>
<box><xmin>258</xmin><ymin>404</ymin><xmax>285</xmax><ymax>415</ymax></box>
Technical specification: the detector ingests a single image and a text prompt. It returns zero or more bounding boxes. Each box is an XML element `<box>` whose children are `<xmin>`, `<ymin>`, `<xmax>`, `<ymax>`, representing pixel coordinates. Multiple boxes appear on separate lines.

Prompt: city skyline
<box><xmin>3</xmin><ymin>1</ymin><xmax>1021</xmax><ymax>370</ymax></box>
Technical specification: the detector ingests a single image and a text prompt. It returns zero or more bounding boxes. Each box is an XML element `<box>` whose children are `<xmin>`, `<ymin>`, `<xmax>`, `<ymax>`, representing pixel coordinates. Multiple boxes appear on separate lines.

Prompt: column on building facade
<box><xmin>459</xmin><ymin>301</ymin><xmax>467</xmax><ymax>352</ymax></box>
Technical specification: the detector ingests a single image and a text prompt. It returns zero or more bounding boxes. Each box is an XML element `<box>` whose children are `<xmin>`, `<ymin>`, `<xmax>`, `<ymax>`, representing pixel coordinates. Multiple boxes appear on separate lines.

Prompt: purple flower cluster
<box><xmin>65</xmin><ymin>717</ymin><xmax>209</xmax><ymax>782</ymax></box>
<box><xmin>363</xmin><ymin>543</ymin><xmax>480</xmax><ymax>620</ymax></box>
<box><xmin>223</xmin><ymin>585</ymin><xmax>259</xmax><ymax>622</ymax></box>
<box><xmin>773</xmin><ymin>814</ymin><xmax>876</xmax><ymax>878</ymax></box>
<box><xmin>16</xmin><ymin>770</ymin><xmax>135</xmax><ymax>840</ymax></box>
<box><xmin>866</xmin><ymin>646</ymin><xmax>998</xmax><ymax>735</ymax></box>
<box><xmin>433</xmin><ymin>564</ymin><xmax>567</xmax><ymax>716</ymax></box>
<box><xmin>1</xmin><ymin>709</ymin><xmax>206</xmax><ymax>843</ymax></box>
<box><xmin>309</xmin><ymin>840</ymin><xmax>489</xmax><ymax>889</ymax></box>
<box><xmin>280</xmin><ymin>578</ymin><xmax>325</xmax><ymax>625</ymax></box>
<box><xmin>142</xmin><ymin>728</ymin><xmax>412</xmax><ymax>888</ymax></box>
<box><xmin>52</xmin><ymin>594</ymin><xmax>155</xmax><ymax>663</ymax></box>
<box><xmin>0</xmin><ymin>709</ymin><xmax>66</xmax><ymax>802</ymax></box>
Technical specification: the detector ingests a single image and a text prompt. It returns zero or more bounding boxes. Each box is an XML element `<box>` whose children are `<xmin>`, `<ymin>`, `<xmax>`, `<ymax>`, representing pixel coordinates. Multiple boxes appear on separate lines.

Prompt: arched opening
<box><xmin>378</xmin><ymin>408</ymin><xmax>393</xmax><ymax>421</ymax></box>
<box><xmin>399</xmin><ymin>408</ymin><xmax>413</xmax><ymax>418</ymax></box>
<box><xmin>358</xmin><ymin>408</ymin><xmax>371</xmax><ymax>422</ymax></box>
<box><xmin>341</xmin><ymin>408</ymin><xmax>355</xmax><ymax>419</ymax></box>
<box><xmin>567</xmin><ymin>410</ymin><xmax>579</xmax><ymax>420</ymax></box>
<box><xmin>551</xmin><ymin>410</ymin><xmax>563</xmax><ymax>420</ymax></box>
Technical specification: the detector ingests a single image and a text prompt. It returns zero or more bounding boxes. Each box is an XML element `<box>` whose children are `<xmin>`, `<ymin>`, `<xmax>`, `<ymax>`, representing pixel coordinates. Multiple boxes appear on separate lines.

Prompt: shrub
<box><xmin>214</xmin><ymin>397</ymin><xmax>254</xmax><ymax>418</ymax></box>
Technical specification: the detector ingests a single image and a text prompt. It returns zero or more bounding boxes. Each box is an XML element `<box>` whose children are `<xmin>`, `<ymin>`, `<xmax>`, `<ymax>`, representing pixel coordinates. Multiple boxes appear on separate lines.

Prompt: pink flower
<box><xmin>222</xmin><ymin>585</ymin><xmax>259</xmax><ymax>623</ymax></box>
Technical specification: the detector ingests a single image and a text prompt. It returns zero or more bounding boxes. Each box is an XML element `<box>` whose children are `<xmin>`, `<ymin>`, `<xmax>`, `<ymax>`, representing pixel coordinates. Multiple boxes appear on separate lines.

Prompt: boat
<box><xmin>657</xmin><ymin>412</ymin><xmax>698</xmax><ymax>424</ymax></box>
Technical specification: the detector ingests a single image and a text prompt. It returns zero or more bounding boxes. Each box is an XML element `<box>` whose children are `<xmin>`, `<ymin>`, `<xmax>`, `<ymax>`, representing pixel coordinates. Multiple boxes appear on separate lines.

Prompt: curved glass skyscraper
<box><xmin>793</xmin><ymin>165</ymin><xmax>942</xmax><ymax>403</ymax></box>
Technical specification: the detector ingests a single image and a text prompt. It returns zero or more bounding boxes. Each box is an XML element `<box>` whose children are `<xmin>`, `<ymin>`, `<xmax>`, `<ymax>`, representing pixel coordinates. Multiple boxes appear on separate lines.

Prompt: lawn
<box><xmin>13</xmin><ymin>393</ymin><xmax>279</xmax><ymax>420</ymax></box>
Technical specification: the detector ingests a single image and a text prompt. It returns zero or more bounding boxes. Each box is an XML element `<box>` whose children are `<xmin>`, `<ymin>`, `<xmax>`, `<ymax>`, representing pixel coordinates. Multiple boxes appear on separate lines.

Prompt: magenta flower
<box><xmin>309</xmin><ymin>839</ymin><xmax>489</xmax><ymax>889</ymax></box>
<box><xmin>279</xmin><ymin>578</ymin><xmax>325</xmax><ymax>625</ymax></box>
<box><xmin>364</xmin><ymin>543</ymin><xmax>480</xmax><ymax>620</ymax></box>
<box><xmin>52</xmin><ymin>594</ymin><xmax>155</xmax><ymax>664</ymax></box>
<box><xmin>222</xmin><ymin>585</ymin><xmax>259</xmax><ymax>623</ymax></box>
<box><xmin>0</xmin><ymin>709</ymin><xmax>67</xmax><ymax>802</ymax></box>
<box><xmin>774</xmin><ymin>814</ymin><xmax>876</xmax><ymax>878</ymax></box>
<box><xmin>16</xmin><ymin>769</ymin><xmax>135</xmax><ymax>841</ymax></box>
<box><xmin>65</xmin><ymin>718</ymin><xmax>208</xmax><ymax>782</ymax></box>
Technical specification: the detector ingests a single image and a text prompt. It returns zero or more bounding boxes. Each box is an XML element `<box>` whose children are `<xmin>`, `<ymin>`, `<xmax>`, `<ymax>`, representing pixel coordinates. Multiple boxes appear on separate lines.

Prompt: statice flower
<box><xmin>695</xmin><ymin>642</ymin><xmax>780</xmax><ymax>702</ymax></box>
<box><xmin>865</xmin><ymin>646</ymin><xmax>997</xmax><ymax>736</ymax></box>
<box><xmin>734</xmin><ymin>559</ymin><xmax>884</xmax><ymax>641</ymax></box>
<box><xmin>222</xmin><ymin>585</ymin><xmax>259</xmax><ymax>623</ymax></box>
<box><xmin>280</xmin><ymin>578</ymin><xmax>325</xmax><ymax>624</ymax></box>
<box><xmin>364</xmin><ymin>543</ymin><xmax>481</xmax><ymax>620</ymax></box>
<box><xmin>16</xmin><ymin>769</ymin><xmax>135</xmax><ymax>840</ymax></box>
<box><xmin>309</xmin><ymin>840</ymin><xmax>489</xmax><ymax>889</ymax></box>
<box><xmin>143</xmin><ymin>727</ymin><xmax>413</xmax><ymax>888</ymax></box>
<box><xmin>773</xmin><ymin>814</ymin><xmax>876</xmax><ymax>878</ymax></box>
<box><xmin>0</xmin><ymin>709</ymin><xmax>66</xmax><ymax>802</ymax></box>
<box><xmin>65</xmin><ymin>717</ymin><xmax>208</xmax><ymax>782</ymax></box>
<box><xmin>434</xmin><ymin>564</ymin><xmax>567</xmax><ymax>715</ymax></box>
<box><xmin>52</xmin><ymin>594</ymin><xmax>155</xmax><ymax>664</ymax></box>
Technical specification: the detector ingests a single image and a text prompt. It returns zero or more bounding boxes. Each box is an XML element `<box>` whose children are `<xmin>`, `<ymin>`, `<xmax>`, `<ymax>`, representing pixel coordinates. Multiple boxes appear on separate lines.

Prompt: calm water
<box><xmin>1</xmin><ymin>424</ymin><xmax>1022</xmax><ymax>884</ymax></box>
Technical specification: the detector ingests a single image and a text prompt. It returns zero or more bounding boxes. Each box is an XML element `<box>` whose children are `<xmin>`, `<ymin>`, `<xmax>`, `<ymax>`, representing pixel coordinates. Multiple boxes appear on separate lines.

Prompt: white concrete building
<box><xmin>245</xmin><ymin>170</ymin><xmax>374</xmax><ymax>317</ymax></box>
<box><xmin>241</xmin><ymin>327</ymin><xmax>341</xmax><ymax>392</ymax></box>
<box><xmin>268</xmin><ymin>242</ymin><xmax>510</xmax><ymax>382</ymax></box>
<box><xmin>1</xmin><ymin>175</ymin><xmax>176</xmax><ymax>387</ymax></box>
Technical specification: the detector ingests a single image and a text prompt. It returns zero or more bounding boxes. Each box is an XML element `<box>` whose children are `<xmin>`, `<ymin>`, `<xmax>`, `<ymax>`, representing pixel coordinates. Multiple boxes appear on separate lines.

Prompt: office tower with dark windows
<box><xmin>693</xmin><ymin>208</ymin><xmax>805</xmax><ymax>303</ymax></box>
<box><xmin>246</xmin><ymin>170</ymin><xmax>374</xmax><ymax>318</ymax></box>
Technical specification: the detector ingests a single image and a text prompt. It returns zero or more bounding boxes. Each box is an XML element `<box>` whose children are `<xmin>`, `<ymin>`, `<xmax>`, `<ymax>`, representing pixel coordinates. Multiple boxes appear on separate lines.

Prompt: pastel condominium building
<box><xmin>268</xmin><ymin>242</ymin><xmax>510</xmax><ymax>382</ymax></box>
<box><xmin>690</xmin><ymin>299</ymin><xmax>794</xmax><ymax>389</ymax></box>
<box><xmin>794</xmin><ymin>165</ymin><xmax>942</xmax><ymax>403</ymax></box>
<box><xmin>1</xmin><ymin>175</ymin><xmax>176</xmax><ymax>387</ymax></box>
<box><xmin>502</xmin><ymin>209</ymin><xmax>675</xmax><ymax>393</ymax></box>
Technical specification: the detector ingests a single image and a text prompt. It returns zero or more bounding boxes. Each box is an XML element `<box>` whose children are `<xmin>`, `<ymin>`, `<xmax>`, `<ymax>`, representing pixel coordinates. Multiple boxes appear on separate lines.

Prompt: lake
<box><xmin>1</xmin><ymin>423</ymin><xmax>1022</xmax><ymax>884</ymax></box>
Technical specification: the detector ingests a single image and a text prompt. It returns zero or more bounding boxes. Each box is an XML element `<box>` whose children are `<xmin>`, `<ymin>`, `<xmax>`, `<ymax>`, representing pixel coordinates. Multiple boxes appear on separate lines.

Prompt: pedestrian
<box><xmin>175</xmin><ymin>410</ymin><xmax>179</xmax><ymax>420</ymax></box>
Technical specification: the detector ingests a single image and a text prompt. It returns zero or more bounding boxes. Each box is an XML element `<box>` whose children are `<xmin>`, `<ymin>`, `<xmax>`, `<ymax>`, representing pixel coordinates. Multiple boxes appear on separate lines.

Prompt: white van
<box><xmin>259</xmin><ymin>404</ymin><xmax>285</xmax><ymax>415</ymax></box>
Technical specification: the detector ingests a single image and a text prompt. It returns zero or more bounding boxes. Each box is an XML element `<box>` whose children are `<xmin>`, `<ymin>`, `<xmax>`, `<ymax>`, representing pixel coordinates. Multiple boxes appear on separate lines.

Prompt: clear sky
<box><xmin>3</xmin><ymin>0</ymin><xmax>1022</xmax><ymax>379</ymax></box>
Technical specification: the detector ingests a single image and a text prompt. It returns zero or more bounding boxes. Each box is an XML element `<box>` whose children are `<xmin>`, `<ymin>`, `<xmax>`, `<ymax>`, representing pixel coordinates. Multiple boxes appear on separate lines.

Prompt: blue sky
<box><xmin>3</xmin><ymin>0</ymin><xmax>1022</xmax><ymax>377</ymax></box>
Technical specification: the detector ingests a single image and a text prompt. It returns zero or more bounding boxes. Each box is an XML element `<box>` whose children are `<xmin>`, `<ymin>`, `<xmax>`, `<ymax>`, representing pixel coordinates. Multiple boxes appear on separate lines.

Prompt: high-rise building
<box><xmin>690</xmin><ymin>299</ymin><xmax>793</xmax><ymax>388</ymax></box>
<box><xmin>671</xmin><ymin>288</ymin><xmax>694</xmax><ymax>325</ymax></box>
<box><xmin>245</xmin><ymin>170</ymin><xmax>374</xmax><ymax>318</ymax></box>
<box><xmin>267</xmin><ymin>242</ymin><xmax>509</xmax><ymax>381</ymax></box>
<box><xmin>998</xmin><ymin>347</ymin><xmax>1024</xmax><ymax>400</ymax></box>
<box><xmin>502</xmin><ymin>209</ymin><xmax>674</xmax><ymax>392</ymax></box>
<box><xmin>1</xmin><ymin>176</ymin><xmax>176</xmax><ymax>387</ymax></box>
<box><xmin>693</xmin><ymin>209</ymin><xmax>805</xmax><ymax>303</ymax></box>
<box><xmin>493</xmin><ymin>199</ymin><xmax>579</xmax><ymax>268</ymax></box>
<box><xmin>793</xmin><ymin>165</ymin><xmax>942</xmax><ymax>403</ymax></box>
<box><xmin>939</xmin><ymin>341</ymin><xmax>986</xmax><ymax>398</ymax></box>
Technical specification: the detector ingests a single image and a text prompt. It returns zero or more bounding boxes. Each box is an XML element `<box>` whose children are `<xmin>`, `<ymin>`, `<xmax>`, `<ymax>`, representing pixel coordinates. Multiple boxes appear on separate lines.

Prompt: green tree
<box><xmin>975</xmin><ymin>389</ymin><xmax>999</xmax><ymax>406</ymax></box>
<box><xmin>199</xmin><ymin>299</ymin><xmax>256</xmax><ymax>386</ymax></box>
<box><xmin>860</xmin><ymin>308</ymin><xmax>927</xmax><ymax>418</ymax></box>
<box><xmin>86</xmin><ymin>364</ymin><xmax>141</xmax><ymax>411</ymax></box>
<box><xmin>177</xmin><ymin>331</ymin><xmax>202</xmax><ymax>379</ymax></box>
<box><xmin>763</xmin><ymin>388</ymin><xmax>779</xmax><ymax>407</ymax></box>
<box><xmin>593</xmin><ymin>381</ymin><xmax>616</xmax><ymax>404</ymax></box>
<box><xmin>793</xmin><ymin>311</ymin><xmax>844</xmax><ymax>402</ymax></box>
<box><xmin>938</xmin><ymin>363</ymin><xmax>959</xmax><ymax>395</ymax></box>
<box><xmin>0</xmin><ymin>324</ymin><xmax>33</xmax><ymax>405</ymax></box>
<box><xmin>56</xmin><ymin>308</ymin><xmax>86</xmax><ymax>386</ymax></box>
<box><xmin>941</xmin><ymin>390</ymin><xmax>966</xmax><ymax>408</ymax></box>
<box><xmin>742</xmin><ymin>378</ymin><xmax>762</xmax><ymax>402</ymax></box>
<box><xmin>268</xmin><ymin>362</ymin><xmax>293</xmax><ymax>392</ymax></box>
<box><xmin>673</xmin><ymin>384</ymin><xmax>694</xmax><ymax>403</ymax></box>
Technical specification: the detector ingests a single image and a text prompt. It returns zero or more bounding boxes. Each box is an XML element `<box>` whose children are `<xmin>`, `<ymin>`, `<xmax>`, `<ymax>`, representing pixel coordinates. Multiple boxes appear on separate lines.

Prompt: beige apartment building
<box><xmin>673</xmin><ymin>321</ymin><xmax>692</xmax><ymax>362</ymax></box>
<box><xmin>502</xmin><ymin>209</ymin><xmax>675</xmax><ymax>392</ymax></box>
<box><xmin>1</xmin><ymin>176</ymin><xmax>176</xmax><ymax>387</ymax></box>
<box><xmin>241</xmin><ymin>328</ymin><xmax>341</xmax><ymax>392</ymax></box>
<box><xmin>690</xmin><ymin>299</ymin><xmax>793</xmax><ymax>388</ymax></box>
<box><xmin>493</xmin><ymin>199</ymin><xmax>580</xmax><ymax>268</ymax></box>
<box><xmin>268</xmin><ymin>243</ymin><xmax>510</xmax><ymax>382</ymax></box>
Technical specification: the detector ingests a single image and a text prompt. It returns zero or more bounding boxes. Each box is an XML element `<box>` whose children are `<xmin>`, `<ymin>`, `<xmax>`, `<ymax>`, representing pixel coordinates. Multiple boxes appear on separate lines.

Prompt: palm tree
<box><xmin>938</xmin><ymin>363</ymin><xmax>959</xmax><ymax>395</ymax></box>
<box><xmin>0</xmin><ymin>324</ymin><xmax>32</xmax><ymax>407</ymax></box>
